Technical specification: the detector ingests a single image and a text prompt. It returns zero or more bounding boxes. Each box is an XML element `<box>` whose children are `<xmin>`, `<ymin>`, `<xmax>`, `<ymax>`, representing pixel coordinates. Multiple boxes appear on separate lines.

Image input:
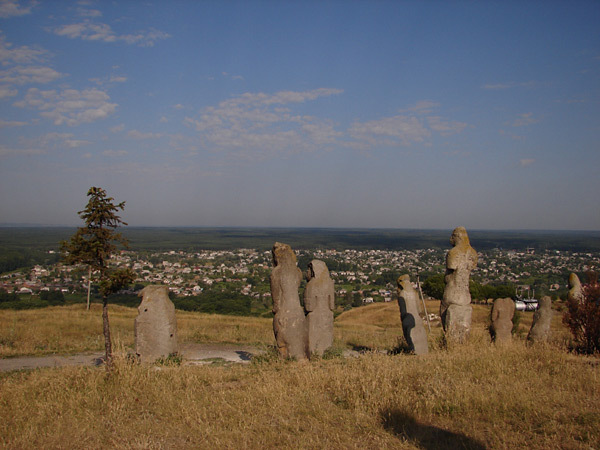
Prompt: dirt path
<box><xmin>0</xmin><ymin>343</ymin><xmax>266</xmax><ymax>372</ymax></box>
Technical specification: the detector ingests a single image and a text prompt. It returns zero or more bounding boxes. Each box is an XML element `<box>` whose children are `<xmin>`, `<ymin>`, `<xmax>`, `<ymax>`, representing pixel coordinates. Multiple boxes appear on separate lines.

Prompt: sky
<box><xmin>0</xmin><ymin>0</ymin><xmax>599</xmax><ymax>230</ymax></box>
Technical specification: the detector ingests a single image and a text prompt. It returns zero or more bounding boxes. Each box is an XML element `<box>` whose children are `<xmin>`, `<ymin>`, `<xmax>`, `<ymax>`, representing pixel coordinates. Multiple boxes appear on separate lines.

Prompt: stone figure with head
<box><xmin>304</xmin><ymin>259</ymin><xmax>335</xmax><ymax>357</ymax></box>
<box><xmin>440</xmin><ymin>226</ymin><xmax>478</xmax><ymax>342</ymax></box>
<box><xmin>568</xmin><ymin>273</ymin><xmax>583</xmax><ymax>304</ymax></box>
<box><xmin>270</xmin><ymin>242</ymin><xmax>308</xmax><ymax>360</ymax></box>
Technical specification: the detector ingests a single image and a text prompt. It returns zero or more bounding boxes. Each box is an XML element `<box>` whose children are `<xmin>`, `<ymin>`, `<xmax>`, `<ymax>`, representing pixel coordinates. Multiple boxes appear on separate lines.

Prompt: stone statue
<box><xmin>490</xmin><ymin>297</ymin><xmax>515</xmax><ymax>344</ymax></box>
<box><xmin>396</xmin><ymin>274</ymin><xmax>428</xmax><ymax>355</ymax></box>
<box><xmin>270</xmin><ymin>242</ymin><xmax>308</xmax><ymax>360</ymax></box>
<box><xmin>304</xmin><ymin>259</ymin><xmax>335</xmax><ymax>357</ymax></box>
<box><xmin>567</xmin><ymin>273</ymin><xmax>583</xmax><ymax>304</ymax></box>
<box><xmin>440</xmin><ymin>226</ymin><xmax>478</xmax><ymax>342</ymax></box>
<box><xmin>135</xmin><ymin>285</ymin><xmax>178</xmax><ymax>363</ymax></box>
<box><xmin>527</xmin><ymin>296</ymin><xmax>553</xmax><ymax>344</ymax></box>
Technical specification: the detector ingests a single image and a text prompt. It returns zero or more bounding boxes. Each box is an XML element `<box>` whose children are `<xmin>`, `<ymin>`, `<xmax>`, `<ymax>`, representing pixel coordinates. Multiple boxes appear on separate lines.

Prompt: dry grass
<box><xmin>1</xmin><ymin>329</ymin><xmax>598</xmax><ymax>449</ymax></box>
<box><xmin>2</xmin><ymin>300</ymin><xmax>597</xmax><ymax>448</ymax></box>
<box><xmin>0</xmin><ymin>304</ymin><xmax>276</xmax><ymax>357</ymax></box>
<box><xmin>0</xmin><ymin>300</ymin><xmax>573</xmax><ymax>358</ymax></box>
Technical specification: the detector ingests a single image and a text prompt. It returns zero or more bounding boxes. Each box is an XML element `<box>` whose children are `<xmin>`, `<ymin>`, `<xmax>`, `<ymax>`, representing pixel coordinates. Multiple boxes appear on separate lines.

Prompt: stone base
<box><xmin>443</xmin><ymin>304</ymin><xmax>472</xmax><ymax>343</ymax></box>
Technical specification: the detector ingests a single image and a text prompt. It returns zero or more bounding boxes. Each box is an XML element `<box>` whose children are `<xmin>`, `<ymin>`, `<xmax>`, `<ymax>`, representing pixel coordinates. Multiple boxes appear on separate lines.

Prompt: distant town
<box><xmin>2</xmin><ymin>246</ymin><xmax>598</xmax><ymax>307</ymax></box>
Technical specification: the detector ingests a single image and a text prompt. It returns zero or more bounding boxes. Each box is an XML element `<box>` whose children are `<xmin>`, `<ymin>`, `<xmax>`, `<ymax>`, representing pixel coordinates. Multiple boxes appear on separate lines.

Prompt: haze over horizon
<box><xmin>0</xmin><ymin>1</ymin><xmax>599</xmax><ymax>231</ymax></box>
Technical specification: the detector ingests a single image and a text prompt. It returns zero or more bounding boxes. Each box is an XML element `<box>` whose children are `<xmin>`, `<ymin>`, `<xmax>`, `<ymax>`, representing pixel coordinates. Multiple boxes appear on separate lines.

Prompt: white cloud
<box><xmin>401</xmin><ymin>100</ymin><xmax>441</xmax><ymax>114</ymax></box>
<box><xmin>348</xmin><ymin>115</ymin><xmax>430</xmax><ymax>147</ymax></box>
<box><xmin>0</xmin><ymin>86</ymin><xmax>17</xmax><ymax>98</ymax></box>
<box><xmin>0</xmin><ymin>0</ymin><xmax>36</xmax><ymax>18</ymax></box>
<box><xmin>0</xmin><ymin>35</ymin><xmax>48</xmax><ymax>65</ymax></box>
<box><xmin>0</xmin><ymin>118</ymin><xmax>26</xmax><ymax>127</ymax></box>
<box><xmin>0</xmin><ymin>65</ymin><xmax>63</xmax><ymax>85</ymax></box>
<box><xmin>173</xmin><ymin>103</ymin><xmax>185</xmax><ymax>110</ymax></box>
<box><xmin>16</xmin><ymin>131</ymin><xmax>91</xmax><ymax>152</ymax></box>
<box><xmin>184</xmin><ymin>91</ymin><xmax>467</xmax><ymax>157</ymax></box>
<box><xmin>53</xmin><ymin>21</ymin><xmax>170</xmax><ymax>47</ymax></box>
<box><xmin>110</xmin><ymin>124</ymin><xmax>125</xmax><ymax>133</ymax></box>
<box><xmin>77</xmin><ymin>7</ymin><xmax>101</xmax><ymax>18</ymax></box>
<box><xmin>512</xmin><ymin>112</ymin><xmax>539</xmax><ymax>127</ymax></box>
<box><xmin>184</xmin><ymin>88</ymin><xmax>344</xmax><ymax>156</ymax></box>
<box><xmin>0</xmin><ymin>144</ymin><xmax>43</xmax><ymax>157</ymax></box>
<box><xmin>222</xmin><ymin>71</ymin><xmax>244</xmax><ymax>81</ymax></box>
<box><xmin>90</xmin><ymin>74</ymin><xmax>127</xmax><ymax>85</ymax></box>
<box><xmin>482</xmin><ymin>81</ymin><xmax>537</xmax><ymax>90</ymax></box>
<box><xmin>15</xmin><ymin>87</ymin><xmax>117</xmax><ymax>126</ymax></box>
<box><xmin>159</xmin><ymin>116</ymin><xmax>168</xmax><ymax>123</ymax></box>
<box><xmin>102</xmin><ymin>149</ymin><xmax>127</xmax><ymax>157</ymax></box>
<box><xmin>427</xmin><ymin>116</ymin><xmax>468</xmax><ymax>135</ymax></box>
<box><xmin>127</xmin><ymin>129</ymin><xmax>163</xmax><ymax>140</ymax></box>
<box><xmin>64</xmin><ymin>138</ymin><xmax>91</xmax><ymax>148</ymax></box>
<box><xmin>520</xmin><ymin>158</ymin><xmax>535</xmax><ymax>167</ymax></box>
<box><xmin>301</xmin><ymin>121</ymin><xmax>342</xmax><ymax>145</ymax></box>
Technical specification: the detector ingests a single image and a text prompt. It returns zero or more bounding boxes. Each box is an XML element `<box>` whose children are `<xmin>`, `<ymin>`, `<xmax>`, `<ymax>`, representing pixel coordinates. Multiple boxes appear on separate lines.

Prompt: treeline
<box><xmin>421</xmin><ymin>274</ymin><xmax>516</xmax><ymax>301</ymax></box>
<box><xmin>0</xmin><ymin>249</ymin><xmax>60</xmax><ymax>274</ymax></box>
<box><xmin>0</xmin><ymin>288</ymin><xmax>255</xmax><ymax>316</ymax></box>
<box><xmin>108</xmin><ymin>290</ymin><xmax>253</xmax><ymax>316</ymax></box>
<box><xmin>0</xmin><ymin>289</ymin><xmax>65</xmax><ymax>310</ymax></box>
<box><xmin>2</xmin><ymin>227</ymin><xmax>600</xmax><ymax>255</ymax></box>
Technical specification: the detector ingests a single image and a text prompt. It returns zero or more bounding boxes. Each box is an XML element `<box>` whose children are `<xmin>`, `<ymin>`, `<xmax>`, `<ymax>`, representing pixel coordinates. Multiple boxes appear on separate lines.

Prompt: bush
<box><xmin>563</xmin><ymin>272</ymin><xmax>600</xmax><ymax>354</ymax></box>
<box><xmin>39</xmin><ymin>290</ymin><xmax>65</xmax><ymax>305</ymax></box>
<box><xmin>173</xmin><ymin>290</ymin><xmax>252</xmax><ymax>316</ymax></box>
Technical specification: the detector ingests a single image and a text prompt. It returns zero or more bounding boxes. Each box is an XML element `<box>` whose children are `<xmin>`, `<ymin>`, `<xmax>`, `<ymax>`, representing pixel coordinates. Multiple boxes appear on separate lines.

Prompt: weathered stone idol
<box><xmin>527</xmin><ymin>296</ymin><xmax>553</xmax><ymax>344</ymax></box>
<box><xmin>135</xmin><ymin>285</ymin><xmax>178</xmax><ymax>363</ymax></box>
<box><xmin>568</xmin><ymin>273</ymin><xmax>583</xmax><ymax>304</ymax></box>
<box><xmin>304</xmin><ymin>259</ymin><xmax>335</xmax><ymax>357</ymax></box>
<box><xmin>490</xmin><ymin>297</ymin><xmax>515</xmax><ymax>344</ymax></box>
<box><xmin>270</xmin><ymin>242</ymin><xmax>308</xmax><ymax>360</ymax></box>
<box><xmin>440</xmin><ymin>226</ymin><xmax>478</xmax><ymax>342</ymax></box>
<box><xmin>396</xmin><ymin>274</ymin><xmax>428</xmax><ymax>355</ymax></box>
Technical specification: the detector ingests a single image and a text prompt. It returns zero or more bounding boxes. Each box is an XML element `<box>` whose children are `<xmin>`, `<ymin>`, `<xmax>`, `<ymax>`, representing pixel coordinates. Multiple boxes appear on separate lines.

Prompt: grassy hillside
<box><xmin>0</xmin><ymin>302</ymin><xmax>597</xmax><ymax>449</ymax></box>
<box><xmin>0</xmin><ymin>300</ymin><xmax>572</xmax><ymax>358</ymax></box>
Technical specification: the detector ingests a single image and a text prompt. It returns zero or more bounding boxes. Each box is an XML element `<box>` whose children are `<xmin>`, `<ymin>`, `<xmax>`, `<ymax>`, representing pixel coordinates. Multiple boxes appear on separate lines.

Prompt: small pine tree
<box><xmin>61</xmin><ymin>187</ymin><xmax>135</xmax><ymax>370</ymax></box>
<box><xmin>563</xmin><ymin>271</ymin><xmax>600</xmax><ymax>354</ymax></box>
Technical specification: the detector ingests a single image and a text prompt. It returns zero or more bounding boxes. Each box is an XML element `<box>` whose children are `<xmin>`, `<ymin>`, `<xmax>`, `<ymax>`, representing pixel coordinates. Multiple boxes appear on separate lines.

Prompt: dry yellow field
<box><xmin>0</xmin><ymin>301</ymin><xmax>598</xmax><ymax>449</ymax></box>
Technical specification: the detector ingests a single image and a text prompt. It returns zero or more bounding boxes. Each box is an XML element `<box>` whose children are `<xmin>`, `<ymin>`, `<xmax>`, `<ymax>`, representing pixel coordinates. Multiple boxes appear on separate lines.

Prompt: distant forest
<box><xmin>1</xmin><ymin>226</ymin><xmax>600</xmax><ymax>274</ymax></box>
<box><xmin>2</xmin><ymin>226</ymin><xmax>600</xmax><ymax>251</ymax></box>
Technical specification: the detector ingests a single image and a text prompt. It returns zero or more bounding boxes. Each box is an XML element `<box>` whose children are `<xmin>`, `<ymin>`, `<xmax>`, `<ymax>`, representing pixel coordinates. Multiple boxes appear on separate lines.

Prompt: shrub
<box><xmin>563</xmin><ymin>271</ymin><xmax>600</xmax><ymax>354</ymax></box>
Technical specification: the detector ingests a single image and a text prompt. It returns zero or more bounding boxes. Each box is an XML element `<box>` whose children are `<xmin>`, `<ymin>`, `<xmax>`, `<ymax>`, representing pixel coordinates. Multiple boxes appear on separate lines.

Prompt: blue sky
<box><xmin>0</xmin><ymin>0</ymin><xmax>598</xmax><ymax>230</ymax></box>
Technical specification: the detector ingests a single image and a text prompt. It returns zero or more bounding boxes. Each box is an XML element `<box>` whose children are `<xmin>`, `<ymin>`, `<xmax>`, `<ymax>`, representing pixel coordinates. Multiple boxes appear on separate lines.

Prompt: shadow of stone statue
<box><xmin>270</xmin><ymin>242</ymin><xmax>308</xmax><ymax>360</ymax></box>
<box><xmin>440</xmin><ymin>227</ymin><xmax>478</xmax><ymax>343</ymax></box>
<box><xmin>304</xmin><ymin>259</ymin><xmax>335</xmax><ymax>357</ymax></box>
<box><xmin>381</xmin><ymin>408</ymin><xmax>486</xmax><ymax>450</ymax></box>
<box><xmin>397</xmin><ymin>274</ymin><xmax>428</xmax><ymax>355</ymax></box>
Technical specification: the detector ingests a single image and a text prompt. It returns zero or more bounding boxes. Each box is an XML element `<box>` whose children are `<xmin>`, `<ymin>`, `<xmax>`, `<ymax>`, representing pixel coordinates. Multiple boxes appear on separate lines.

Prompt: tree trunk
<box><xmin>86</xmin><ymin>266</ymin><xmax>92</xmax><ymax>311</ymax></box>
<box><xmin>102</xmin><ymin>296</ymin><xmax>113</xmax><ymax>371</ymax></box>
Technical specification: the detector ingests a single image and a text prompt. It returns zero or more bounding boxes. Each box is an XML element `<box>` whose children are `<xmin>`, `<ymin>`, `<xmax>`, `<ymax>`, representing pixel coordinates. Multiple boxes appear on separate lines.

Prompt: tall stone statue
<box><xmin>567</xmin><ymin>273</ymin><xmax>583</xmax><ymax>304</ymax></box>
<box><xmin>396</xmin><ymin>274</ymin><xmax>428</xmax><ymax>355</ymax></box>
<box><xmin>304</xmin><ymin>259</ymin><xmax>335</xmax><ymax>357</ymax></box>
<box><xmin>135</xmin><ymin>285</ymin><xmax>178</xmax><ymax>363</ymax></box>
<box><xmin>527</xmin><ymin>296</ymin><xmax>553</xmax><ymax>344</ymax></box>
<box><xmin>490</xmin><ymin>297</ymin><xmax>515</xmax><ymax>344</ymax></box>
<box><xmin>440</xmin><ymin>226</ymin><xmax>478</xmax><ymax>342</ymax></box>
<box><xmin>270</xmin><ymin>242</ymin><xmax>308</xmax><ymax>360</ymax></box>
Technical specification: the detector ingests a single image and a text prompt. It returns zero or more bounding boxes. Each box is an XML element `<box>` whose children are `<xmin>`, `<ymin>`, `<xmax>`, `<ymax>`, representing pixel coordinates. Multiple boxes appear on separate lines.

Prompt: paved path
<box><xmin>0</xmin><ymin>343</ymin><xmax>265</xmax><ymax>372</ymax></box>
